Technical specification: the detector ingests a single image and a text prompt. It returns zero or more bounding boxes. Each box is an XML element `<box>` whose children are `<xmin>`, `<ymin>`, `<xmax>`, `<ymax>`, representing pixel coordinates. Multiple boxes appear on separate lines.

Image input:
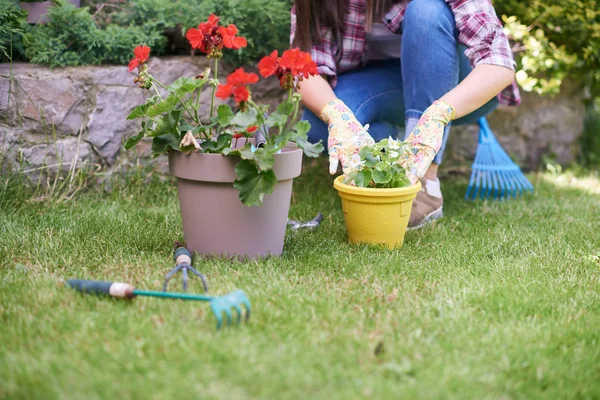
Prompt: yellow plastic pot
<box><xmin>333</xmin><ymin>176</ymin><xmax>421</xmax><ymax>249</ymax></box>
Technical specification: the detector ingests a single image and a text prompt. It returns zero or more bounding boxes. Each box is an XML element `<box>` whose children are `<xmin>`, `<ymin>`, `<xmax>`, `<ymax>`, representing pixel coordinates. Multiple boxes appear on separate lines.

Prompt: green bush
<box><xmin>495</xmin><ymin>0</ymin><xmax>600</xmax><ymax>97</ymax></box>
<box><xmin>0</xmin><ymin>0</ymin><xmax>28</xmax><ymax>62</ymax></box>
<box><xmin>24</xmin><ymin>0</ymin><xmax>166</xmax><ymax>67</ymax></box>
<box><xmin>21</xmin><ymin>0</ymin><xmax>292</xmax><ymax>67</ymax></box>
<box><xmin>111</xmin><ymin>0</ymin><xmax>292</xmax><ymax>65</ymax></box>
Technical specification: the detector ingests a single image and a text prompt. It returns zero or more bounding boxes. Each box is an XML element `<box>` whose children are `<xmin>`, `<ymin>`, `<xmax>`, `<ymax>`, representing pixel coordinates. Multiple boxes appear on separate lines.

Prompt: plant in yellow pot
<box><xmin>333</xmin><ymin>137</ymin><xmax>421</xmax><ymax>249</ymax></box>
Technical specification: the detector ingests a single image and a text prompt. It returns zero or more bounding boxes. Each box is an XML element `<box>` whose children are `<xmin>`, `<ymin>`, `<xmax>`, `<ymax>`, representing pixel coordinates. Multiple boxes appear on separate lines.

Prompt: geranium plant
<box><xmin>343</xmin><ymin>137</ymin><xmax>412</xmax><ymax>188</ymax></box>
<box><xmin>124</xmin><ymin>14</ymin><xmax>324</xmax><ymax>206</ymax></box>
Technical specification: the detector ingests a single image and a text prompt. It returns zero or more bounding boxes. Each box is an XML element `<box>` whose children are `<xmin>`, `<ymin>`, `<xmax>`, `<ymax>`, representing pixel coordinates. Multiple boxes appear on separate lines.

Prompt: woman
<box><xmin>291</xmin><ymin>0</ymin><xmax>520</xmax><ymax>229</ymax></box>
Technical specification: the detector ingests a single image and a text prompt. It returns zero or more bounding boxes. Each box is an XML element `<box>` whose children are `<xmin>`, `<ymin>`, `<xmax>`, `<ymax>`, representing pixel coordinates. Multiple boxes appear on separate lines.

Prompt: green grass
<box><xmin>1</xmin><ymin>158</ymin><xmax>599</xmax><ymax>399</ymax></box>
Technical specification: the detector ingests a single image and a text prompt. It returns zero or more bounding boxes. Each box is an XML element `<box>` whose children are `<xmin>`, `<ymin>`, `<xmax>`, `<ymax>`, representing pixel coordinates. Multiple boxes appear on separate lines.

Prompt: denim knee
<box><xmin>403</xmin><ymin>0</ymin><xmax>456</xmax><ymax>35</ymax></box>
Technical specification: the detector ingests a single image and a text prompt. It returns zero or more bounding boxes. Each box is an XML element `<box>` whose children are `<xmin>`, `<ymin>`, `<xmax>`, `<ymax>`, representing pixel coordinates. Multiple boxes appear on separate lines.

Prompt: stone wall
<box><xmin>0</xmin><ymin>57</ymin><xmax>587</xmax><ymax>179</ymax></box>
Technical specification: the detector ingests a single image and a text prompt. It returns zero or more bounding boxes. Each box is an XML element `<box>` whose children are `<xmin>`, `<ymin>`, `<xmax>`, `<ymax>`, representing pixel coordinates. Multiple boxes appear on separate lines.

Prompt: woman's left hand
<box><xmin>398</xmin><ymin>100</ymin><xmax>455</xmax><ymax>184</ymax></box>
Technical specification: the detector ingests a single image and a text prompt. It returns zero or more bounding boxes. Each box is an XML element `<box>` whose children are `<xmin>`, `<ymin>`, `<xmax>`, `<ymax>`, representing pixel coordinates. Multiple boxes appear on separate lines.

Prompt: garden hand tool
<box><xmin>163</xmin><ymin>247</ymin><xmax>208</xmax><ymax>293</ymax></box>
<box><xmin>65</xmin><ymin>279</ymin><xmax>250</xmax><ymax>330</ymax></box>
<box><xmin>465</xmin><ymin>117</ymin><xmax>533</xmax><ymax>200</ymax></box>
<box><xmin>287</xmin><ymin>212</ymin><xmax>324</xmax><ymax>231</ymax></box>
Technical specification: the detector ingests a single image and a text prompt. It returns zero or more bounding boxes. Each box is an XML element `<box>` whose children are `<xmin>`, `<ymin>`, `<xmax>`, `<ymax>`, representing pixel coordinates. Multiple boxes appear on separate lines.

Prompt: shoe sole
<box><xmin>407</xmin><ymin>207</ymin><xmax>443</xmax><ymax>231</ymax></box>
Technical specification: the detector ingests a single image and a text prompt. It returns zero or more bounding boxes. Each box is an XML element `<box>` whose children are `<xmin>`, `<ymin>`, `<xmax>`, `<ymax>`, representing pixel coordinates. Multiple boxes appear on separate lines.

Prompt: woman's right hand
<box><xmin>320</xmin><ymin>99</ymin><xmax>375</xmax><ymax>175</ymax></box>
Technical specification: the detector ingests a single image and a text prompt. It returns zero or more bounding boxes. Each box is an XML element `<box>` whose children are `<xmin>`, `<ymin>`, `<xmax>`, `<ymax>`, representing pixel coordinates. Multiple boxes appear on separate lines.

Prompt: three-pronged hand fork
<box><xmin>163</xmin><ymin>247</ymin><xmax>209</xmax><ymax>293</ymax></box>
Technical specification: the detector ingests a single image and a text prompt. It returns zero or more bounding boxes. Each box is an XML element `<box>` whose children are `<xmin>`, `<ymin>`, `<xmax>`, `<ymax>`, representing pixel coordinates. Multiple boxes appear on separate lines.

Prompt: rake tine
<box><xmin>182</xmin><ymin>267</ymin><xmax>189</xmax><ymax>291</ymax></box>
<box><xmin>480</xmin><ymin>166</ymin><xmax>488</xmax><ymax>200</ymax></box>
<box><xmin>163</xmin><ymin>265</ymin><xmax>183</xmax><ymax>292</ymax></box>
<box><xmin>491</xmin><ymin>169</ymin><xmax>499</xmax><ymax>200</ymax></box>
<box><xmin>186</xmin><ymin>266</ymin><xmax>209</xmax><ymax>292</ymax></box>
<box><xmin>465</xmin><ymin>170</ymin><xmax>477</xmax><ymax>200</ymax></box>
<box><xmin>232</xmin><ymin>303</ymin><xmax>243</xmax><ymax>324</ymax></box>
<box><xmin>223</xmin><ymin>306</ymin><xmax>233</xmax><ymax>326</ymax></box>
<box><xmin>211</xmin><ymin>302</ymin><xmax>223</xmax><ymax>330</ymax></box>
<box><xmin>497</xmin><ymin>171</ymin><xmax>506</xmax><ymax>200</ymax></box>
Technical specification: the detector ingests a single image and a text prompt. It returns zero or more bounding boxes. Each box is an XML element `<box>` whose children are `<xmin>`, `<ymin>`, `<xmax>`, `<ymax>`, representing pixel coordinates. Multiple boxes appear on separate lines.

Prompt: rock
<box><xmin>0</xmin><ymin>58</ymin><xmax>588</xmax><ymax>183</ymax></box>
<box><xmin>87</xmin><ymin>86</ymin><xmax>146</xmax><ymax>165</ymax></box>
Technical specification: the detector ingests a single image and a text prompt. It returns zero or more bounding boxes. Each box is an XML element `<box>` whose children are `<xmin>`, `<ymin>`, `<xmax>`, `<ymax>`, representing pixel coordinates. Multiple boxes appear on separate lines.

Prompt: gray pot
<box><xmin>168</xmin><ymin>147</ymin><xmax>302</xmax><ymax>259</ymax></box>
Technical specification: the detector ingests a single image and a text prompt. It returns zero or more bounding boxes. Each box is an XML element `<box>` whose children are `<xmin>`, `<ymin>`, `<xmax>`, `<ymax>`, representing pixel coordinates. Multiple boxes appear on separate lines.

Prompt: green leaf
<box><xmin>147</xmin><ymin>95</ymin><xmax>179</xmax><ymax>118</ymax></box>
<box><xmin>276</xmin><ymin>101</ymin><xmax>294</xmax><ymax>116</ymax></box>
<box><xmin>289</xmin><ymin>121</ymin><xmax>324</xmax><ymax>157</ymax></box>
<box><xmin>200</xmin><ymin>134</ymin><xmax>232</xmax><ymax>153</ymax></box>
<box><xmin>148</xmin><ymin>109</ymin><xmax>183</xmax><ymax>138</ymax></box>
<box><xmin>252</xmin><ymin>147</ymin><xmax>276</xmax><ymax>171</ymax></box>
<box><xmin>151</xmin><ymin>134</ymin><xmax>179</xmax><ymax>156</ymax></box>
<box><xmin>364</xmin><ymin>155</ymin><xmax>379</xmax><ymax>168</ymax></box>
<box><xmin>294</xmin><ymin>136</ymin><xmax>324</xmax><ymax>158</ymax></box>
<box><xmin>359</xmin><ymin>146</ymin><xmax>374</xmax><ymax>159</ymax></box>
<box><xmin>343</xmin><ymin>171</ymin><xmax>358</xmax><ymax>185</ymax></box>
<box><xmin>354</xmin><ymin>169</ymin><xmax>372</xmax><ymax>187</ymax></box>
<box><xmin>265</xmin><ymin>110</ymin><xmax>289</xmax><ymax>128</ymax></box>
<box><xmin>231</xmin><ymin>108</ymin><xmax>258</xmax><ymax>127</ymax></box>
<box><xmin>372</xmin><ymin>168</ymin><xmax>392</xmax><ymax>184</ymax></box>
<box><xmin>292</xmin><ymin>120</ymin><xmax>311</xmax><ymax>136</ymax></box>
<box><xmin>127</xmin><ymin>104</ymin><xmax>150</xmax><ymax>120</ymax></box>
<box><xmin>167</xmin><ymin>77</ymin><xmax>207</xmax><ymax>96</ymax></box>
<box><xmin>233</xmin><ymin>159</ymin><xmax>277</xmax><ymax>207</ymax></box>
<box><xmin>375</xmin><ymin>161</ymin><xmax>387</xmax><ymax>172</ymax></box>
<box><xmin>217</xmin><ymin>105</ymin><xmax>235</xmax><ymax>127</ymax></box>
<box><xmin>123</xmin><ymin>122</ymin><xmax>147</xmax><ymax>150</ymax></box>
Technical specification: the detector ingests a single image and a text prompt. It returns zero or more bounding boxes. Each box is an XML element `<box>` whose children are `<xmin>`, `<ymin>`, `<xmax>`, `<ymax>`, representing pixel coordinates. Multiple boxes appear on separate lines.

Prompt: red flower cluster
<box><xmin>128</xmin><ymin>45</ymin><xmax>150</xmax><ymax>72</ymax></box>
<box><xmin>216</xmin><ymin>68</ymin><xmax>259</xmax><ymax>107</ymax></box>
<box><xmin>258</xmin><ymin>48</ymin><xmax>318</xmax><ymax>89</ymax></box>
<box><xmin>186</xmin><ymin>14</ymin><xmax>247</xmax><ymax>58</ymax></box>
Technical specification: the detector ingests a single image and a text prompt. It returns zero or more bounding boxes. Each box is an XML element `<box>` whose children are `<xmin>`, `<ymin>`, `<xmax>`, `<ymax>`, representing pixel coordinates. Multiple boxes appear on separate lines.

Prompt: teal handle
<box><xmin>133</xmin><ymin>289</ymin><xmax>213</xmax><ymax>302</ymax></box>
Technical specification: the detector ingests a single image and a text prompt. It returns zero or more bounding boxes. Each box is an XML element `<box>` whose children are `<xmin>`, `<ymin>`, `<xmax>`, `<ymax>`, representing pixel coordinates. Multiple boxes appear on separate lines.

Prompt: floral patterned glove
<box><xmin>398</xmin><ymin>100</ymin><xmax>455</xmax><ymax>184</ymax></box>
<box><xmin>320</xmin><ymin>99</ymin><xmax>375</xmax><ymax>175</ymax></box>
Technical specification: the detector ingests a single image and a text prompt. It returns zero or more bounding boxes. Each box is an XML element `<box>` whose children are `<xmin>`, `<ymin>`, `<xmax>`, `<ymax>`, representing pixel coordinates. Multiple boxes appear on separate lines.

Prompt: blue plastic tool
<box><xmin>465</xmin><ymin>117</ymin><xmax>533</xmax><ymax>200</ymax></box>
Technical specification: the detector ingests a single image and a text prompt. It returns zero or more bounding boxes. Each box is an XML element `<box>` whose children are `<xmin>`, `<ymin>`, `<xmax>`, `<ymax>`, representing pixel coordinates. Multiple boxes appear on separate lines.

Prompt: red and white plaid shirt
<box><xmin>290</xmin><ymin>0</ymin><xmax>520</xmax><ymax>106</ymax></box>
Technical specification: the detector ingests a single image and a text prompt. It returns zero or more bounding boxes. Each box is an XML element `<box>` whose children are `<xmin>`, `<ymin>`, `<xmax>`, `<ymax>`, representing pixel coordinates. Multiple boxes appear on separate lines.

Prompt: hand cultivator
<box><xmin>65</xmin><ymin>246</ymin><xmax>250</xmax><ymax>329</ymax></box>
<box><xmin>288</xmin><ymin>212</ymin><xmax>324</xmax><ymax>231</ymax></box>
<box><xmin>163</xmin><ymin>247</ymin><xmax>209</xmax><ymax>292</ymax></box>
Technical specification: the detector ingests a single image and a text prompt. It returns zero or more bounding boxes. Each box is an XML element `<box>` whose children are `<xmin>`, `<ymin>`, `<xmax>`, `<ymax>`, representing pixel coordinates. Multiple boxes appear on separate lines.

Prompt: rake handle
<box><xmin>66</xmin><ymin>279</ymin><xmax>135</xmax><ymax>299</ymax></box>
<box><xmin>66</xmin><ymin>279</ymin><xmax>213</xmax><ymax>301</ymax></box>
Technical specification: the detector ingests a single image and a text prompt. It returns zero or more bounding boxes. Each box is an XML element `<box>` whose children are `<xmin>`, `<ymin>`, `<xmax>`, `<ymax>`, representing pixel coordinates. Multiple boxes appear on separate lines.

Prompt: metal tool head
<box><xmin>288</xmin><ymin>212</ymin><xmax>324</xmax><ymax>231</ymax></box>
<box><xmin>209</xmin><ymin>290</ymin><xmax>251</xmax><ymax>330</ymax></box>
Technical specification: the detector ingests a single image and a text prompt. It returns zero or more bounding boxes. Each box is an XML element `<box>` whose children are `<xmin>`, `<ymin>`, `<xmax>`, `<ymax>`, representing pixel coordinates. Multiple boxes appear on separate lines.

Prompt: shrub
<box><xmin>496</xmin><ymin>0</ymin><xmax>600</xmax><ymax>97</ymax></box>
<box><xmin>111</xmin><ymin>0</ymin><xmax>292</xmax><ymax>65</ymax></box>
<box><xmin>24</xmin><ymin>0</ymin><xmax>166</xmax><ymax>67</ymax></box>
<box><xmin>0</xmin><ymin>0</ymin><xmax>28</xmax><ymax>62</ymax></box>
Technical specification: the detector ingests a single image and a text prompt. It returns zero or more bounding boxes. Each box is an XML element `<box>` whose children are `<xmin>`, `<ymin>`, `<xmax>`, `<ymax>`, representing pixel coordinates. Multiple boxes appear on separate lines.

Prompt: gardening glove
<box><xmin>320</xmin><ymin>99</ymin><xmax>375</xmax><ymax>175</ymax></box>
<box><xmin>398</xmin><ymin>100</ymin><xmax>455</xmax><ymax>184</ymax></box>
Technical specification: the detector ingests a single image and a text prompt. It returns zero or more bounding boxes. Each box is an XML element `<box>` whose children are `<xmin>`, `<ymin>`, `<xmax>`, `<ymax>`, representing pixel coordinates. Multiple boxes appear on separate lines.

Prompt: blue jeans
<box><xmin>302</xmin><ymin>0</ymin><xmax>498</xmax><ymax>164</ymax></box>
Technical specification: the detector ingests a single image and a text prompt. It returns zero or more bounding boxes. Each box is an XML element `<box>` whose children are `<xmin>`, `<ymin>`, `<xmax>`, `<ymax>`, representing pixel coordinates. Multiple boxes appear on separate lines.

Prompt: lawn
<box><xmin>1</xmin><ymin>158</ymin><xmax>599</xmax><ymax>399</ymax></box>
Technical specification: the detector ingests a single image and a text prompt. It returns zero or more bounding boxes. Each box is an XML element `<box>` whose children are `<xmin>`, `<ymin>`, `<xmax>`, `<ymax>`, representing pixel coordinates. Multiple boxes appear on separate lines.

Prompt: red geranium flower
<box><xmin>258</xmin><ymin>50</ymin><xmax>278</xmax><ymax>77</ymax></box>
<box><xmin>186</xmin><ymin>14</ymin><xmax>247</xmax><ymax>58</ymax></box>
<box><xmin>232</xmin><ymin>133</ymin><xmax>245</xmax><ymax>139</ymax></box>
<box><xmin>246</xmin><ymin>125</ymin><xmax>258</xmax><ymax>133</ymax></box>
<box><xmin>218</xmin><ymin>24</ymin><xmax>247</xmax><ymax>50</ymax></box>
<box><xmin>216</xmin><ymin>68</ymin><xmax>259</xmax><ymax>108</ymax></box>
<box><xmin>257</xmin><ymin>48</ymin><xmax>318</xmax><ymax>89</ymax></box>
<box><xmin>128</xmin><ymin>45</ymin><xmax>150</xmax><ymax>72</ymax></box>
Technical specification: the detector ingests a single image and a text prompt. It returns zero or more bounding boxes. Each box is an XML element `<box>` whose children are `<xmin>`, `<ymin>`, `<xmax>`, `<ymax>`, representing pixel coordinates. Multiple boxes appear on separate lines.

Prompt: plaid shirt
<box><xmin>290</xmin><ymin>0</ymin><xmax>520</xmax><ymax>106</ymax></box>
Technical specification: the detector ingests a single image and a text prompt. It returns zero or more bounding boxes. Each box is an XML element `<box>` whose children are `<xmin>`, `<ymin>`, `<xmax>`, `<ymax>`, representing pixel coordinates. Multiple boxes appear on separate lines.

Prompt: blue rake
<box><xmin>465</xmin><ymin>117</ymin><xmax>533</xmax><ymax>200</ymax></box>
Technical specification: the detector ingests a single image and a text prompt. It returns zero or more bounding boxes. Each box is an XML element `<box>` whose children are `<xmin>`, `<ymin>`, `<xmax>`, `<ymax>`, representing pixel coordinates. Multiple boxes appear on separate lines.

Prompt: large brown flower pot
<box><xmin>168</xmin><ymin>147</ymin><xmax>302</xmax><ymax>258</ymax></box>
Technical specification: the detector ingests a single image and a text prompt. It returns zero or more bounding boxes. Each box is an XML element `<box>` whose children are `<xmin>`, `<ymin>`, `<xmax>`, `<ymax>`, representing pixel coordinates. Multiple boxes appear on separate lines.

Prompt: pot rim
<box><xmin>333</xmin><ymin>175</ymin><xmax>421</xmax><ymax>197</ymax></box>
